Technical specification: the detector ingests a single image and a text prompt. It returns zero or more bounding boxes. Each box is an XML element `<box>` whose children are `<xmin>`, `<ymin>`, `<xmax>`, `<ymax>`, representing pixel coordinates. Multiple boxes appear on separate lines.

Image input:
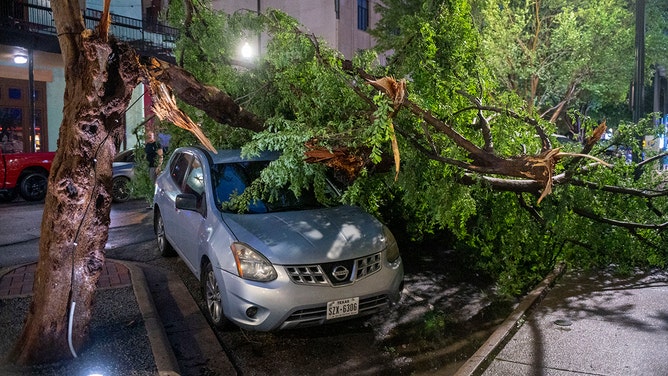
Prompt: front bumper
<box><xmin>217</xmin><ymin>257</ymin><xmax>404</xmax><ymax>331</ymax></box>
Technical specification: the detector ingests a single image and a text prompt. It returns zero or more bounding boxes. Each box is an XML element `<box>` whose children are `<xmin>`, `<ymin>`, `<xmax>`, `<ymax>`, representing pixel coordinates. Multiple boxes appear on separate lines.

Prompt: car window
<box><xmin>169</xmin><ymin>152</ymin><xmax>192</xmax><ymax>189</ymax></box>
<box><xmin>185</xmin><ymin>160</ymin><xmax>205</xmax><ymax>196</ymax></box>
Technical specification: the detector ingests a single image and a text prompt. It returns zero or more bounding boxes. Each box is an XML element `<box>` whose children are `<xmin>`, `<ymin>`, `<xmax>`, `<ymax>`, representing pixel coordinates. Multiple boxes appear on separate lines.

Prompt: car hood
<box><xmin>222</xmin><ymin>206</ymin><xmax>388</xmax><ymax>265</ymax></box>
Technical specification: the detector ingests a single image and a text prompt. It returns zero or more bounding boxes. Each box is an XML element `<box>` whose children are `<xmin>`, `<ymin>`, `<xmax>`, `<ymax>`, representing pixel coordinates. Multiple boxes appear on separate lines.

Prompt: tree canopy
<box><xmin>156</xmin><ymin>0</ymin><xmax>668</xmax><ymax>295</ymax></box>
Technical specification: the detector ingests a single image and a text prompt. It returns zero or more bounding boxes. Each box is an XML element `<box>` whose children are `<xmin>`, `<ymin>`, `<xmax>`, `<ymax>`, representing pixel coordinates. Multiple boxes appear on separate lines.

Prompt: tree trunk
<box><xmin>7</xmin><ymin>0</ymin><xmax>141</xmax><ymax>364</ymax></box>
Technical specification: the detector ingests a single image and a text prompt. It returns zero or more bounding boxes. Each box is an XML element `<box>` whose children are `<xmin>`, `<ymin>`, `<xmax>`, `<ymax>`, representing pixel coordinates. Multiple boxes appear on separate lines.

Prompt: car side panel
<box><xmin>0</xmin><ymin>150</ymin><xmax>55</xmax><ymax>190</ymax></box>
<box><xmin>154</xmin><ymin>167</ymin><xmax>197</xmax><ymax>273</ymax></box>
<box><xmin>172</xmin><ymin>209</ymin><xmax>207</xmax><ymax>272</ymax></box>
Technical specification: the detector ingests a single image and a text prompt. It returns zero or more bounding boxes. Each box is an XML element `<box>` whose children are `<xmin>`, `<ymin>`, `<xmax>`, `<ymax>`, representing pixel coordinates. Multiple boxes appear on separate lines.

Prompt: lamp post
<box><xmin>28</xmin><ymin>48</ymin><xmax>37</xmax><ymax>153</ymax></box>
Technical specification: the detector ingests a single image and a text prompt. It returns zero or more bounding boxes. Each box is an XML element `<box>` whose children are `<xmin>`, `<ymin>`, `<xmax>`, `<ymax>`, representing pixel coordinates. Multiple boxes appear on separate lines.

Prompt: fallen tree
<box><xmin>9</xmin><ymin>0</ymin><xmax>668</xmax><ymax>365</ymax></box>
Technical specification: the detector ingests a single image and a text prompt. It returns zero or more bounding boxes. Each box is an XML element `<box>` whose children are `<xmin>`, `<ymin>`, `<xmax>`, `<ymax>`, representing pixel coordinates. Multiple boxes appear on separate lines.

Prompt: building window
<box><xmin>0</xmin><ymin>78</ymin><xmax>48</xmax><ymax>153</ymax></box>
<box><xmin>8</xmin><ymin>88</ymin><xmax>21</xmax><ymax>100</ymax></box>
<box><xmin>357</xmin><ymin>0</ymin><xmax>368</xmax><ymax>31</ymax></box>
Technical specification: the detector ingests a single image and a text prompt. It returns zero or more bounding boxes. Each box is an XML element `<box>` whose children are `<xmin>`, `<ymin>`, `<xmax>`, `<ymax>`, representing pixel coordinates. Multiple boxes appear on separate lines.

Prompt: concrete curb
<box><xmin>453</xmin><ymin>263</ymin><xmax>566</xmax><ymax>376</ymax></box>
<box><xmin>120</xmin><ymin>260</ymin><xmax>181</xmax><ymax>376</ymax></box>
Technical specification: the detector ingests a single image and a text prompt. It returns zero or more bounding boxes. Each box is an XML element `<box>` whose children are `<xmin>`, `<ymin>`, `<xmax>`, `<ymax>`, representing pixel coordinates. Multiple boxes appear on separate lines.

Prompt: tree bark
<box><xmin>145</xmin><ymin>58</ymin><xmax>266</xmax><ymax>132</ymax></box>
<box><xmin>8</xmin><ymin>0</ymin><xmax>141</xmax><ymax>364</ymax></box>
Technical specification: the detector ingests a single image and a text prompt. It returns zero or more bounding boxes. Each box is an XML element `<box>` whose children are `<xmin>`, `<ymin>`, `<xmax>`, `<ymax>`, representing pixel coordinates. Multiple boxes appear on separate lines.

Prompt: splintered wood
<box><xmin>145</xmin><ymin>59</ymin><xmax>215</xmax><ymax>152</ymax></box>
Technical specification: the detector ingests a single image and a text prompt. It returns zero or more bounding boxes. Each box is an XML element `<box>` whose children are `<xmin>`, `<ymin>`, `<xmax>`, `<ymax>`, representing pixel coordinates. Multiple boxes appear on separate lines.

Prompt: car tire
<box><xmin>18</xmin><ymin>172</ymin><xmax>48</xmax><ymax>201</ymax></box>
<box><xmin>201</xmin><ymin>261</ymin><xmax>228</xmax><ymax>329</ymax></box>
<box><xmin>155</xmin><ymin>211</ymin><xmax>176</xmax><ymax>257</ymax></box>
<box><xmin>111</xmin><ymin>176</ymin><xmax>131</xmax><ymax>203</ymax></box>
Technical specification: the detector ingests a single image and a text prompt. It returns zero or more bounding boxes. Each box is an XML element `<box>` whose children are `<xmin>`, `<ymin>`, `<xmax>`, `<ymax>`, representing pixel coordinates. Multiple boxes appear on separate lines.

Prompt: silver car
<box><xmin>153</xmin><ymin>147</ymin><xmax>404</xmax><ymax>331</ymax></box>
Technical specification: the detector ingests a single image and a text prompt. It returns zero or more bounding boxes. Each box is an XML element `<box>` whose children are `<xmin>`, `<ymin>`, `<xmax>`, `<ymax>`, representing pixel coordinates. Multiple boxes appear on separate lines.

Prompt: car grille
<box><xmin>281</xmin><ymin>294</ymin><xmax>390</xmax><ymax>329</ymax></box>
<box><xmin>285</xmin><ymin>252</ymin><xmax>382</xmax><ymax>287</ymax></box>
<box><xmin>356</xmin><ymin>253</ymin><xmax>381</xmax><ymax>279</ymax></box>
<box><xmin>285</xmin><ymin>265</ymin><xmax>328</xmax><ymax>285</ymax></box>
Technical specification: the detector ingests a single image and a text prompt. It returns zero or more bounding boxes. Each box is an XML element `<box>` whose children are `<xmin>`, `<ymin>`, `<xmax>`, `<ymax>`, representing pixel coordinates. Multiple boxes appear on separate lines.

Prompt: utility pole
<box><xmin>633</xmin><ymin>0</ymin><xmax>645</xmax><ymax>123</ymax></box>
<box><xmin>632</xmin><ymin>0</ymin><xmax>646</xmax><ymax>165</ymax></box>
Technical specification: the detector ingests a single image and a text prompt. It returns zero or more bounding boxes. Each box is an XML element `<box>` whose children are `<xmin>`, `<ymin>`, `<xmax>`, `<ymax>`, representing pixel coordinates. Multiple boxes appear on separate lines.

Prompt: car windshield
<box><xmin>211</xmin><ymin>161</ymin><xmax>323</xmax><ymax>214</ymax></box>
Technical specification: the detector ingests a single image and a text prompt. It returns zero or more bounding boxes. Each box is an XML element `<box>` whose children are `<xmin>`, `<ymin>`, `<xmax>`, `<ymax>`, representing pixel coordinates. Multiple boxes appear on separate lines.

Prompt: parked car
<box><xmin>0</xmin><ymin>148</ymin><xmax>55</xmax><ymax>202</ymax></box>
<box><xmin>112</xmin><ymin>149</ymin><xmax>135</xmax><ymax>202</ymax></box>
<box><xmin>153</xmin><ymin>147</ymin><xmax>404</xmax><ymax>331</ymax></box>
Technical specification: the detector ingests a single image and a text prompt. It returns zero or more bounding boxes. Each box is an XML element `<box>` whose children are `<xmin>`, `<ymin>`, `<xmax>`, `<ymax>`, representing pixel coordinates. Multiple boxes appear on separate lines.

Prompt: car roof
<box><xmin>189</xmin><ymin>147</ymin><xmax>281</xmax><ymax>165</ymax></box>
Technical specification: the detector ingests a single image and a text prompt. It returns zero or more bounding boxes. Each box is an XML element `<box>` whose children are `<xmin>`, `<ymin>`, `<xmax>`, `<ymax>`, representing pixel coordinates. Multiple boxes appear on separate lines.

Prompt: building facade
<box><xmin>214</xmin><ymin>0</ymin><xmax>382</xmax><ymax>61</ymax></box>
<box><xmin>0</xmin><ymin>0</ymin><xmax>175</xmax><ymax>153</ymax></box>
<box><xmin>0</xmin><ymin>0</ymin><xmax>381</xmax><ymax>154</ymax></box>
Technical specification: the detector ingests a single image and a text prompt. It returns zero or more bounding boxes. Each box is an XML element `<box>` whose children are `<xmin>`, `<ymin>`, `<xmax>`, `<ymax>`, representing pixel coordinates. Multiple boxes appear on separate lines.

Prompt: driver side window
<box><xmin>170</xmin><ymin>152</ymin><xmax>207</xmax><ymax>215</ymax></box>
<box><xmin>185</xmin><ymin>159</ymin><xmax>204</xmax><ymax>196</ymax></box>
<box><xmin>169</xmin><ymin>152</ymin><xmax>191</xmax><ymax>188</ymax></box>
<box><xmin>184</xmin><ymin>157</ymin><xmax>206</xmax><ymax>214</ymax></box>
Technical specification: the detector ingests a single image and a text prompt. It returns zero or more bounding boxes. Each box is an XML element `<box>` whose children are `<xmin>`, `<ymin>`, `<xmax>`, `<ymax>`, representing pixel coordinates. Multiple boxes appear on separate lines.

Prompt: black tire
<box><xmin>201</xmin><ymin>261</ymin><xmax>228</xmax><ymax>329</ymax></box>
<box><xmin>18</xmin><ymin>172</ymin><xmax>48</xmax><ymax>201</ymax></box>
<box><xmin>111</xmin><ymin>176</ymin><xmax>131</xmax><ymax>203</ymax></box>
<box><xmin>155</xmin><ymin>210</ymin><xmax>176</xmax><ymax>257</ymax></box>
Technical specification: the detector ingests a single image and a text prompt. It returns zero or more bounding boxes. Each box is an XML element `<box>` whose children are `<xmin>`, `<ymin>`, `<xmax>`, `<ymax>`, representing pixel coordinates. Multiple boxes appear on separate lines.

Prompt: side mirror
<box><xmin>175</xmin><ymin>193</ymin><xmax>198</xmax><ymax>211</ymax></box>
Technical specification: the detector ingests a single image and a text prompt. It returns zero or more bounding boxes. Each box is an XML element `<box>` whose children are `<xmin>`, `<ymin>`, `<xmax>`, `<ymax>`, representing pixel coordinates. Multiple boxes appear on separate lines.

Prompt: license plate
<box><xmin>326</xmin><ymin>297</ymin><xmax>359</xmax><ymax>320</ymax></box>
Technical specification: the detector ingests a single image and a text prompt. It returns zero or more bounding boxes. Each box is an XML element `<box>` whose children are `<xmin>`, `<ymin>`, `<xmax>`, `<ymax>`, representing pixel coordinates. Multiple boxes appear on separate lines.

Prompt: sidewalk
<box><xmin>0</xmin><ymin>261</ymin><xmax>131</xmax><ymax>296</ymax></box>
<box><xmin>0</xmin><ymin>259</ymin><xmax>236</xmax><ymax>376</ymax></box>
<box><xmin>456</xmin><ymin>267</ymin><xmax>668</xmax><ymax>376</ymax></box>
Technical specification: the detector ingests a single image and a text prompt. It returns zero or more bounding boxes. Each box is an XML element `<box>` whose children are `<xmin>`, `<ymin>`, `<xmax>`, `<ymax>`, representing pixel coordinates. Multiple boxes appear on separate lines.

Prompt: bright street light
<box><xmin>241</xmin><ymin>42</ymin><xmax>254</xmax><ymax>59</ymax></box>
<box><xmin>14</xmin><ymin>54</ymin><xmax>28</xmax><ymax>64</ymax></box>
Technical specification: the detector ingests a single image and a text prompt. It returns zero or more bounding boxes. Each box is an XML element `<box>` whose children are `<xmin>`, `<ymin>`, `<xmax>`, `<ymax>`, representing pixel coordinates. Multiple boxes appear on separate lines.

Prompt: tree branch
<box><xmin>457</xmin><ymin>91</ymin><xmax>494</xmax><ymax>152</ymax></box>
<box><xmin>516</xmin><ymin>192</ymin><xmax>545</xmax><ymax>225</ymax></box>
<box><xmin>573</xmin><ymin>208</ymin><xmax>668</xmax><ymax>230</ymax></box>
<box><xmin>569</xmin><ymin>178</ymin><xmax>668</xmax><ymax>199</ymax></box>
<box><xmin>144</xmin><ymin>58</ymin><xmax>265</xmax><ymax>133</ymax></box>
<box><xmin>635</xmin><ymin>151</ymin><xmax>668</xmax><ymax>178</ymax></box>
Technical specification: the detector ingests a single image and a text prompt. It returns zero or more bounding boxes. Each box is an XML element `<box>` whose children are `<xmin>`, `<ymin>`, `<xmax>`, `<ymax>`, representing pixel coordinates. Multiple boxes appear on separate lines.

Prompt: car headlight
<box><xmin>231</xmin><ymin>242</ymin><xmax>278</xmax><ymax>282</ymax></box>
<box><xmin>383</xmin><ymin>226</ymin><xmax>401</xmax><ymax>264</ymax></box>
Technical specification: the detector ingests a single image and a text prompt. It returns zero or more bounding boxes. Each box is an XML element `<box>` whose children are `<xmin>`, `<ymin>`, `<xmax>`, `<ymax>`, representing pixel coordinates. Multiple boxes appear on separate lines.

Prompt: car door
<box><xmin>158</xmin><ymin>151</ymin><xmax>190</xmax><ymax>243</ymax></box>
<box><xmin>169</xmin><ymin>154</ymin><xmax>207</xmax><ymax>271</ymax></box>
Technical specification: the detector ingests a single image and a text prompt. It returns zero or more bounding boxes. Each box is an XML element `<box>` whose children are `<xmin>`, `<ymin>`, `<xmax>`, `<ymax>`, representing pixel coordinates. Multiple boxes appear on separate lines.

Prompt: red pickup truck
<box><xmin>0</xmin><ymin>149</ymin><xmax>55</xmax><ymax>202</ymax></box>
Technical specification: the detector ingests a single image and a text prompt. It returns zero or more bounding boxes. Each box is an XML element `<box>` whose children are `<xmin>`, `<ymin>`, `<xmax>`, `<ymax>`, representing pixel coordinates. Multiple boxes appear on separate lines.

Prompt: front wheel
<box><xmin>155</xmin><ymin>210</ymin><xmax>176</xmax><ymax>257</ymax></box>
<box><xmin>19</xmin><ymin>172</ymin><xmax>48</xmax><ymax>201</ymax></box>
<box><xmin>201</xmin><ymin>261</ymin><xmax>228</xmax><ymax>329</ymax></box>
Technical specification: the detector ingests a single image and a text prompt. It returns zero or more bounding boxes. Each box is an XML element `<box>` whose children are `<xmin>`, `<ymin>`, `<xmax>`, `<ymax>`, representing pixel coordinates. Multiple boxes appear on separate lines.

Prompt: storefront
<box><xmin>0</xmin><ymin>47</ymin><xmax>60</xmax><ymax>153</ymax></box>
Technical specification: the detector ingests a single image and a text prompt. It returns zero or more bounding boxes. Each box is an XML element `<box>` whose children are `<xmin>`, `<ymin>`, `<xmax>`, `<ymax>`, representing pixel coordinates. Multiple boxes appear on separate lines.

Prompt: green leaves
<box><xmin>160</xmin><ymin>0</ymin><xmax>668</xmax><ymax>297</ymax></box>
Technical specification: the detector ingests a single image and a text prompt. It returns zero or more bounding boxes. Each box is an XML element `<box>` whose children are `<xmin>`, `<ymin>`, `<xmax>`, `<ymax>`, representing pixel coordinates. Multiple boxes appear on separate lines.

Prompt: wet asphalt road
<box><xmin>0</xmin><ymin>199</ymin><xmax>155</xmax><ymax>268</ymax></box>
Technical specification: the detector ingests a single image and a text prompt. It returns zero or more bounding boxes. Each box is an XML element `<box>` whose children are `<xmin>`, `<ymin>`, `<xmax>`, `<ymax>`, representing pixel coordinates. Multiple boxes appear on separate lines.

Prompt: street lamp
<box><xmin>13</xmin><ymin>54</ymin><xmax>28</xmax><ymax>64</ymax></box>
<box><xmin>241</xmin><ymin>42</ymin><xmax>254</xmax><ymax>59</ymax></box>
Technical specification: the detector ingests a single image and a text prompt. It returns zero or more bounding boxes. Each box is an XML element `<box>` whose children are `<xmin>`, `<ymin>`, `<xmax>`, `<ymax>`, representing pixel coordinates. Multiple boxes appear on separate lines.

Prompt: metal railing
<box><xmin>0</xmin><ymin>0</ymin><xmax>178</xmax><ymax>60</ymax></box>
